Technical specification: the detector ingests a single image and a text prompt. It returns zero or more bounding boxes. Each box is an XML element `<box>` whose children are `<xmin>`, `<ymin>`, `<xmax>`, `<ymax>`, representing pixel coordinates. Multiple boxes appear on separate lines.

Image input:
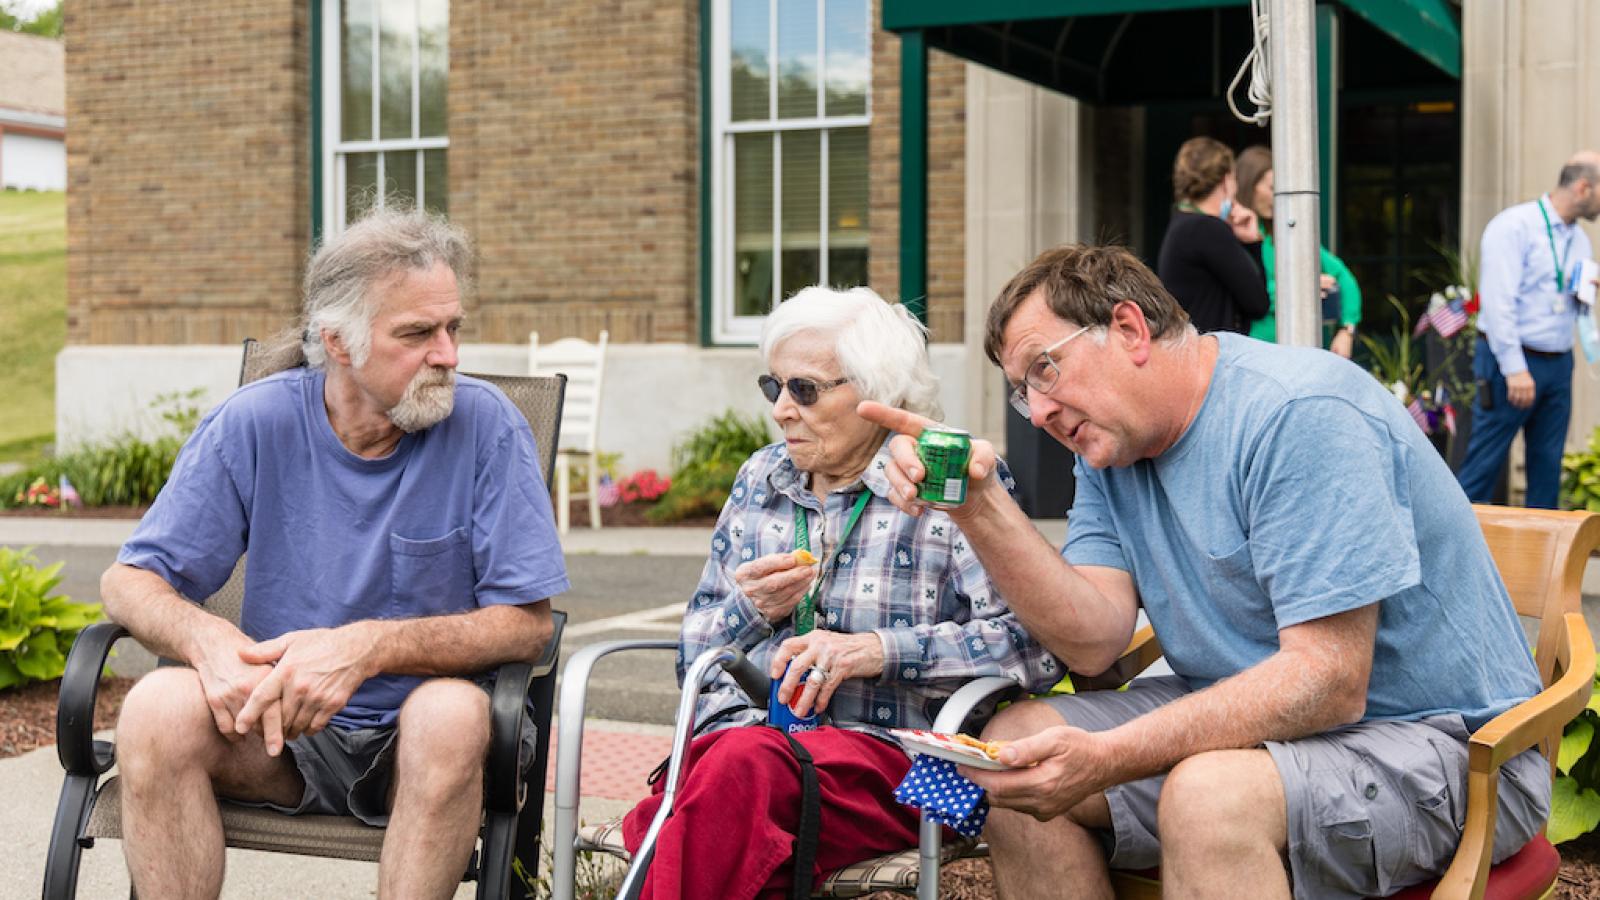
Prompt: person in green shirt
<box><xmin>1236</xmin><ymin>145</ymin><xmax>1362</xmax><ymax>358</ymax></box>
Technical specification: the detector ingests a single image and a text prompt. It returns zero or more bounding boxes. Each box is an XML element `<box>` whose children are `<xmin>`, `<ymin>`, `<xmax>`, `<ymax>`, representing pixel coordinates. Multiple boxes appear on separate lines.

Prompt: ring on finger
<box><xmin>807</xmin><ymin>664</ymin><xmax>830</xmax><ymax>685</ymax></box>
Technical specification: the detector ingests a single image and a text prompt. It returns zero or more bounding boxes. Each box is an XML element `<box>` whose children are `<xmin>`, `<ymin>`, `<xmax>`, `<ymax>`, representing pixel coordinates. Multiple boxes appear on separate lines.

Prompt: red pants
<box><xmin>620</xmin><ymin>726</ymin><xmax>923</xmax><ymax>900</ymax></box>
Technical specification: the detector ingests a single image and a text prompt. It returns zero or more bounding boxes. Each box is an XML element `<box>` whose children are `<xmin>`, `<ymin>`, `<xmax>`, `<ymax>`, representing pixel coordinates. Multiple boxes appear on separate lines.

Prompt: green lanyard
<box><xmin>1539</xmin><ymin>199</ymin><xmax>1574</xmax><ymax>293</ymax></box>
<box><xmin>791</xmin><ymin>491</ymin><xmax>871</xmax><ymax>635</ymax></box>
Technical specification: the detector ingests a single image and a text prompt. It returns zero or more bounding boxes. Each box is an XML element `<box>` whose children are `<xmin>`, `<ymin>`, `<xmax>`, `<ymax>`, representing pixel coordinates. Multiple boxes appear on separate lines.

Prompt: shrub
<box><xmin>1551</xmin><ymin>656</ymin><xmax>1600</xmax><ymax>843</ymax></box>
<box><xmin>0</xmin><ymin>389</ymin><xmax>202</xmax><ymax>509</ymax></box>
<box><xmin>1563</xmin><ymin>427</ymin><xmax>1600</xmax><ymax>513</ymax></box>
<box><xmin>646</xmin><ymin>410</ymin><xmax>771</xmax><ymax>524</ymax></box>
<box><xmin>0</xmin><ymin>547</ymin><xmax>102</xmax><ymax>691</ymax></box>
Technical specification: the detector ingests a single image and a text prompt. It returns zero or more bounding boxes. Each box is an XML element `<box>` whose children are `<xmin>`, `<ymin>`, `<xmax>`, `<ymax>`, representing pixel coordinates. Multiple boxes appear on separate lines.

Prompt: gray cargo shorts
<box><xmin>1039</xmin><ymin>676</ymin><xmax>1551</xmax><ymax>899</ymax></box>
<box><xmin>233</xmin><ymin>677</ymin><xmax>539</xmax><ymax>827</ymax></box>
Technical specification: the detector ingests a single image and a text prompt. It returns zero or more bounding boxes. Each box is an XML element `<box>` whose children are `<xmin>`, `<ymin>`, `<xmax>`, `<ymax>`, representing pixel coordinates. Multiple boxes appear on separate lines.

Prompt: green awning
<box><xmin>882</xmin><ymin>0</ymin><xmax>1459</xmax><ymax>102</ymax></box>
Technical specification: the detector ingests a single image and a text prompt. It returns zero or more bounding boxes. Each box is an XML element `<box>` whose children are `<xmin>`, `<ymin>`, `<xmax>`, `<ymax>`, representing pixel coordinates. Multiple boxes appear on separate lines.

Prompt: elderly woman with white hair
<box><xmin>619</xmin><ymin>286</ymin><xmax>1059</xmax><ymax>900</ymax></box>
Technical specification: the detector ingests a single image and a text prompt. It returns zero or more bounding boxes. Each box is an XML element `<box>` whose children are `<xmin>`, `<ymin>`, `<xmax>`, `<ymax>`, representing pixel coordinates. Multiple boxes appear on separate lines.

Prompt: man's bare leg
<box><xmin>377</xmin><ymin>678</ymin><xmax>492</xmax><ymax>900</ymax></box>
<box><xmin>1158</xmin><ymin>749</ymin><xmax>1289</xmax><ymax>900</ymax></box>
<box><xmin>981</xmin><ymin>700</ymin><xmax>1115</xmax><ymax>900</ymax></box>
<box><xmin>117</xmin><ymin>667</ymin><xmax>304</xmax><ymax>900</ymax></box>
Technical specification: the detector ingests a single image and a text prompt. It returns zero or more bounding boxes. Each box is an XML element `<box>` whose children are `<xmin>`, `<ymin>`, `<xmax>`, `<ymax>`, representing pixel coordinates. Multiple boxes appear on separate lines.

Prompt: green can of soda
<box><xmin>916</xmin><ymin>426</ymin><xmax>972</xmax><ymax>507</ymax></box>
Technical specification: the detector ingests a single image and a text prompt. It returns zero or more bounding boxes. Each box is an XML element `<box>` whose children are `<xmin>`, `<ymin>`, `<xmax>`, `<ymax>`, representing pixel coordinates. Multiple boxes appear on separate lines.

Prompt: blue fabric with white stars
<box><xmin>893</xmin><ymin>757</ymin><xmax>989</xmax><ymax>837</ymax></box>
<box><xmin>677</xmin><ymin>437</ymin><xmax>1061</xmax><ymax>743</ymax></box>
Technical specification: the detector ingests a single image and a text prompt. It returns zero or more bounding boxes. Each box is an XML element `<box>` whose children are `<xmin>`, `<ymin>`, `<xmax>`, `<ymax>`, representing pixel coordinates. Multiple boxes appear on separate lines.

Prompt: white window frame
<box><xmin>320</xmin><ymin>0</ymin><xmax>449</xmax><ymax>234</ymax></box>
<box><xmin>709</xmin><ymin>0</ymin><xmax>872</xmax><ymax>345</ymax></box>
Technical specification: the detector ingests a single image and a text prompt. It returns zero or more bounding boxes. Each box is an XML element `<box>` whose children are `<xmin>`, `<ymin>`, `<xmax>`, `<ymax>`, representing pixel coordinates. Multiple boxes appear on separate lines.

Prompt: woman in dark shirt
<box><xmin>1156</xmin><ymin>137</ymin><xmax>1270</xmax><ymax>334</ymax></box>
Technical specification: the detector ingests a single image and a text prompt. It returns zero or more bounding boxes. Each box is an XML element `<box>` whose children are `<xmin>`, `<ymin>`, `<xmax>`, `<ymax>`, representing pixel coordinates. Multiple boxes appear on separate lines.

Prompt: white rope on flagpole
<box><xmin>1228</xmin><ymin>0</ymin><xmax>1272</xmax><ymax>125</ymax></box>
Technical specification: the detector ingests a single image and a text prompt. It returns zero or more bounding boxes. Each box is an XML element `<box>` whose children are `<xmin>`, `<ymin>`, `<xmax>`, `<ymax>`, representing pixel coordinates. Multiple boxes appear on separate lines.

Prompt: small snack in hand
<box><xmin>952</xmin><ymin>733</ymin><xmax>1009</xmax><ymax>760</ymax></box>
<box><xmin>792</xmin><ymin>548</ymin><xmax>819</xmax><ymax>566</ymax></box>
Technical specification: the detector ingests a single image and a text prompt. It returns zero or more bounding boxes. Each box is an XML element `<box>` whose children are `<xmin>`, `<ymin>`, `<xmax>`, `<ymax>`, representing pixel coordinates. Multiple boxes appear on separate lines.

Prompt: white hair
<box><xmin>760</xmin><ymin>286</ymin><xmax>943</xmax><ymax>420</ymax></box>
<box><xmin>299</xmin><ymin>207</ymin><xmax>471</xmax><ymax>369</ymax></box>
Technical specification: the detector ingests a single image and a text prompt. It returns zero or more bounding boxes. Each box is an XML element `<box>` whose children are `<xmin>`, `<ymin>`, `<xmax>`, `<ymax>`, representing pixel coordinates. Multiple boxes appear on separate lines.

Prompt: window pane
<box><xmin>827</xmin><ymin>128</ymin><xmax>868</xmax><ymax>286</ymax></box>
<box><xmin>418</xmin><ymin>0</ymin><xmax>447</xmax><ymax>137</ymax></box>
<box><xmin>729</xmin><ymin>0</ymin><xmax>770</xmax><ymax>122</ymax></box>
<box><xmin>776</xmin><ymin>0</ymin><xmax>818</xmax><ymax>119</ymax></box>
<box><xmin>734</xmin><ymin>133</ymin><xmax>775</xmax><ymax>317</ymax></box>
<box><xmin>780</xmin><ymin>130</ymin><xmax>820</xmax><ymax>295</ymax></box>
<box><xmin>423</xmin><ymin>148</ymin><xmax>448</xmax><ymax>217</ymax></box>
<box><xmin>824</xmin><ymin>0</ymin><xmax>867</xmax><ymax>117</ymax></box>
<box><xmin>341</xmin><ymin>0</ymin><xmax>375</xmax><ymax>141</ymax></box>
<box><xmin>384</xmin><ymin>149</ymin><xmax>419</xmax><ymax>207</ymax></box>
<box><xmin>379</xmin><ymin>0</ymin><xmax>415</xmax><ymax>140</ymax></box>
<box><xmin>345</xmin><ymin>152</ymin><xmax>380</xmax><ymax>222</ymax></box>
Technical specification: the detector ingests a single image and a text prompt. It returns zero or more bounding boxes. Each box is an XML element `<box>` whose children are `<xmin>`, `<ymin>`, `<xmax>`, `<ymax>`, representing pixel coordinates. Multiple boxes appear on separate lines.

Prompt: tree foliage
<box><xmin>1</xmin><ymin>0</ymin><xmax>63</xmax><ymax>38</ymax></box>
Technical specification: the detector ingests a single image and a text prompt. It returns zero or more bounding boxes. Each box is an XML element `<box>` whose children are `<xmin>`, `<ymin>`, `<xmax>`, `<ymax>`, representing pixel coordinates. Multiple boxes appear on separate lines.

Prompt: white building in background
<box><xmin>0</xmin><ymin>31</ymin><xmax>65</xmax><ymax>192</ymax></box>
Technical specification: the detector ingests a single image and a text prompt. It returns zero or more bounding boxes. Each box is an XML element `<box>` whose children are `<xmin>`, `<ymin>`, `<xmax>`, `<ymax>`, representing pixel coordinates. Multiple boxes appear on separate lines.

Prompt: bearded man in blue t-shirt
<box><xmin>862</xmin><ymin>244</ymin><xmax>1548</xmax><ymax>900</ymax></box>
<box><xmin>103</xmin><ymin>208</ymin><xmax>570</xmax><ymax>899</ymax></box>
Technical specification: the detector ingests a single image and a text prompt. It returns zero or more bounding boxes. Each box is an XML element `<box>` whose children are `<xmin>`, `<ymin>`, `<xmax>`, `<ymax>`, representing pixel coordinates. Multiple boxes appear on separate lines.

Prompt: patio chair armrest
<box><xmin>931</xmin><ymin>677</ymin><xmax>1025</xmax><ymax>735</ymax></box>
<box><xmin>485</xmin><ymin>610</ymin><xmax>568</xmax><ymax>815</ymax></box>
<box><xmin>1071</xmin><ymin>625</ymin><xmax>1163</xmax><ymax>693</ymax></box>
<box><xmin>1433</xmin><ymin>611</ymin><xmax>1595</xmax><ymax>900</ymax></box>
<box><xmin>56</xmin><ymin>620</ymin><xmax>128</xmax><ymax>777</ymax></box>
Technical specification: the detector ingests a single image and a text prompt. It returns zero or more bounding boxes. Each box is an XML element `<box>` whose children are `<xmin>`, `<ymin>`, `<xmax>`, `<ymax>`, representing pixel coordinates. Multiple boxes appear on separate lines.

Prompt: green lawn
<box><xmin>0</xmin><ymin>190</ymin><xmax>65</xmax><ymax>467</ymax></box>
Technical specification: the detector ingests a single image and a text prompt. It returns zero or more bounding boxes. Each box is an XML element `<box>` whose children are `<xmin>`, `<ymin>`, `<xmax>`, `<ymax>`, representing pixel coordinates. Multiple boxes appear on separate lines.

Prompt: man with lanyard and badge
<box><xmin>1457</xmin><ymin>150</ymin><xmax>1600</xmax><ymax>508</ymax></box>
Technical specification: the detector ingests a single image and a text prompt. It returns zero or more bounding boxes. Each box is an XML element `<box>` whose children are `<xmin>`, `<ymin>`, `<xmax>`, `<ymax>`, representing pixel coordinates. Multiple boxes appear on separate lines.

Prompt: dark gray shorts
<box><xmin>1039</xmin><ymin>676</ymin><xmax>1551</xmax><ymax>899</ymax></box>
<box><xmin>234</xmin><ymin>678</ymin><xmax>538</xmax><ymax>827</ymax></box>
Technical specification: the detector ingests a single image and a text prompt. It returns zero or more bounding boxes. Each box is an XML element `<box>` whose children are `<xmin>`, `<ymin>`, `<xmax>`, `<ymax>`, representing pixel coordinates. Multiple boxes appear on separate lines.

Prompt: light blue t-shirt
<box><xmin>1064</xmin><ymin>334</ymin><xmax>1539</xmax><ymax>731</ymax></box>
<box><xmin>119</xmin><ymin>368</ymin><xmax>571</xmax><ymax>728</ymax></box>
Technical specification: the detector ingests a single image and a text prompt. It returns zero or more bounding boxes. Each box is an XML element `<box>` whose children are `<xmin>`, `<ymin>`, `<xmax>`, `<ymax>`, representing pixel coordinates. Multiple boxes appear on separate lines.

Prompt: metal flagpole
<box><xmin>1269</xmin><ymin>0</ymin><xmax>1322</xmax><ymax>348</ymax></box>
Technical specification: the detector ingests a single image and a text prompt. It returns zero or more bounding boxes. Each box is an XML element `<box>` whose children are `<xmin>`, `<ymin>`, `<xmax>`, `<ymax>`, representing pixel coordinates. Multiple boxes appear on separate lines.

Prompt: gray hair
<box><xmin>300</xmin><ymin>207</ymin><xmax>472</xmax><ymax>368</ymax></box>
<box><xmin>760</xmin><ymin>286</ymin><xmax>943</xmax><ymax>420</ymax></box>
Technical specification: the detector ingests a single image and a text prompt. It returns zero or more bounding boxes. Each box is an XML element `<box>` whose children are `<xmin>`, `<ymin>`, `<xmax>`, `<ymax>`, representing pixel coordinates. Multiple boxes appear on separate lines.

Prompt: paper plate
<box><xmin>889</xmin><ymin>728</ymin><xmax>1011</xmax><ymax>771</ymax></box>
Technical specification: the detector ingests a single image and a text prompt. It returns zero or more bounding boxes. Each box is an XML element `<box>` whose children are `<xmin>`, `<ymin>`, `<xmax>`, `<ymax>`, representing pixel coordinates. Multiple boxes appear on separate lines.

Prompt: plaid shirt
<box><xmin>678</xmin><ymin>439</ymin><xmax>1061</xmax><ymax>740</ymax></box>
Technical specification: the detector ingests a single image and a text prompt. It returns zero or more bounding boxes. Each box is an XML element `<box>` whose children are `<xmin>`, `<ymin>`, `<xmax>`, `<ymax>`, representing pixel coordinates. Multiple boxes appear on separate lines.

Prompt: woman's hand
<box><xmin>1228</xmin><ymin>203</ymin><xmax>1261</xmax><ymax>243</ymax></box>
<box><xmin>1329</xmin><ymin>327</ymin><xmax>1354</xmax><ymax>359</ymax></box>
<box><xmin>735</xmin><ymin>552</ymin><xmax>818</xmax><ymax>624</ymax></box>
<box><xmin>769</xmin><ymin>629</ymin><xmax>886</xmax><ymax>717</ymax></box>
<box><xmin>1318</xmin><ymin>273</ymin><xmax>1337</xmax><ymax>298</ymax></box>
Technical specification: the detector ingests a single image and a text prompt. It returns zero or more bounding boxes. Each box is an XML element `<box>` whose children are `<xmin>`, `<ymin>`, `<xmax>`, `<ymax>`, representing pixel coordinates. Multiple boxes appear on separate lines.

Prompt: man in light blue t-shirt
<box><xmin>104</xmin><ymin>209</ymin><xmax>569</xmax><ymax>899</ymax></box>
<box><xmin>863</xmin><ymin>244</ymin><xmax>1547</xmax><ymax>900</ymax></box>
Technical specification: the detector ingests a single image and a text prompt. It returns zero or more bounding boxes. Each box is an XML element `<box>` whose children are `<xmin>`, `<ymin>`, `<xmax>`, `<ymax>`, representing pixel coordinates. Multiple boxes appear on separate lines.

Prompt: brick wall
<box><xmin>66</xmin><ymin>0</ymin><xmax>309</xmax><ymax>345</ymax></box>
<box><xmin>67</xmin><ymin>0</ymin><xmax>963</xmax><ymax>349</ymax></box>
<box><xmin>449</xmin><ymin>0</ymin><xmax>700</xmax><ymax>345</ymax></box>
<box><xmin>868</xmin><ymin>12</ymin><xmax>966</xmax><ymax>342</ymax></box>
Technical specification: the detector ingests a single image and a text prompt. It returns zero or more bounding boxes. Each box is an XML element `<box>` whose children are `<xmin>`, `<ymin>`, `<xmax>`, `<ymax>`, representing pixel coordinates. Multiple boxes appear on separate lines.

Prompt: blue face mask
<box><xmin>1219</xmin><ymin>198</ymin><xmax>1233</xmax><ymax>220</ymax></box>
<box><xmin>1580</xmin><ymin>312</ymin><xmax>1600</xmax><ymax>366</ymax></box>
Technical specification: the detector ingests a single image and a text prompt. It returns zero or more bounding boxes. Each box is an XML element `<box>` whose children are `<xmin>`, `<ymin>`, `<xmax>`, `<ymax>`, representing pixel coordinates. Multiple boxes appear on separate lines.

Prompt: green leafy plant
<box><xmin>1563</xmin><ymin>427</ymin><xmax>1600</xmax><ymax>513</ymax></box>
<box><xmin>0</xmin><ymin>547</ymin><xmax>101</xmax><ymax>691</ymax></box>
<box><xmin>1550</xmin><ymin>656</ymin><xmax>1600</xmax><ymax>843</ymax></box>
<box><xmin>646</xmin><ymin>410</ymin><xmax>772</xmax><ymax>524</ymax></box>
<box><xmin>1356</xmin><ymin>295</ymin><xmax>1474</xmax><ymax>435</ymax></box>
<box><xmin>0</xmin><ymin>390</ymin><xmax>203</xmax><ymax>509</ymax></box>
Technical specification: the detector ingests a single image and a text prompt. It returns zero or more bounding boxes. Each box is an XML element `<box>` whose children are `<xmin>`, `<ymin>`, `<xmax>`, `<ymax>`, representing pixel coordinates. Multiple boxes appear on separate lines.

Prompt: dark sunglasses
<box><xmin>757</xmin><ymin>374</ymin><xmax>850</xmax><ymax>406</ymax></box>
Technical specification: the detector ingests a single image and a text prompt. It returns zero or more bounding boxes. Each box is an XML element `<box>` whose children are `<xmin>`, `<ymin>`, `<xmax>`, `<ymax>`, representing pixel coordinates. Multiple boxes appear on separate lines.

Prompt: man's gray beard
<box><xmin>387</xmin><ymin>366</ymin><xmax>456</xmax><ymax>432</ymax></box>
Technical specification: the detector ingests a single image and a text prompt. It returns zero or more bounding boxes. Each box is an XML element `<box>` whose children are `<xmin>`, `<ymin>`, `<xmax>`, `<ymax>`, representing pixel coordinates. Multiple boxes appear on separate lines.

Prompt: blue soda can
<box><xmin>767</xmin><ymin>662</ymin><xmax>819</xmax><ymax>734</ymax></box>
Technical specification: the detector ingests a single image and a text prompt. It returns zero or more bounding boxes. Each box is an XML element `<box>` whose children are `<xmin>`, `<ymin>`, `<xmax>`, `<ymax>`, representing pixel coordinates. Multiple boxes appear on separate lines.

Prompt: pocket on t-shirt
<box><xmin>388</xmin><ymin>527</ymin><xmax>477</xmax><ymax>618</ymax></box>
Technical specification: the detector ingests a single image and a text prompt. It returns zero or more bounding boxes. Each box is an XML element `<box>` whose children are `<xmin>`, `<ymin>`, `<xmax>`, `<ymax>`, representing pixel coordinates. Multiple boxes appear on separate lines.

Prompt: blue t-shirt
<box><xmin>1064</xmin><ymin>333</ymin><xmax>1539</xmax><ymax>731</ymax></box>
<box><xmin>119</xmin><ymin>368</ymin><xmax>571</xmax><ymax>728</ymax></box>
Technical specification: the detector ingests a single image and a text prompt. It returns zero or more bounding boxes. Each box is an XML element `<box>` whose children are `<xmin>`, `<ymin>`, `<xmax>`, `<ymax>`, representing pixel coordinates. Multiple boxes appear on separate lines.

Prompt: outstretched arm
<box><xmin>856</xmin><ymin>401</ymin><xmax>1140</xmax><ymax>674</ymax></box>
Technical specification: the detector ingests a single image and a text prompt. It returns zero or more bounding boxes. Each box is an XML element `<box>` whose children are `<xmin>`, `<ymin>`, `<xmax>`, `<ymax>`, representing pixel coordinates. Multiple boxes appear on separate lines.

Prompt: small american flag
<box><xmin>597</xmin><ymin>474</ymin><xmax>621</xmax><ymax>508</ymax></box>
<box><xmin>59</xmin><ymin>475</ymin><xmax>81</xmax><ymax>508</ymax></box>
<box><xmin>1430</xmin><ymin>300</ymin><xmax>1470</xmax><ymax>338</ymax></box>
<box><xmin>1406</xmin><ymin>397</ymin><xmax>1430</xmax><ymax>433</ymax></box>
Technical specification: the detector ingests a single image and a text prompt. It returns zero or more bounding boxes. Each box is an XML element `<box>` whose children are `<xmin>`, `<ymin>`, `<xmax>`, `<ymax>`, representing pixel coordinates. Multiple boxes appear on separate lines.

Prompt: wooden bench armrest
<box><xmin>1432</xmin><ymin>611</ymin><xmax>1595</xmax><ymax>900</ymax></box>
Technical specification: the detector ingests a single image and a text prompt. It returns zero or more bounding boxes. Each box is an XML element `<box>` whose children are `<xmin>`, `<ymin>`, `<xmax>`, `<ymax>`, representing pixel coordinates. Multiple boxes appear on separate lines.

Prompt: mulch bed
<box><xmin>0</xmin><ymin>676</ymin><xmax>133</xmax><ymax>760</ymax></box>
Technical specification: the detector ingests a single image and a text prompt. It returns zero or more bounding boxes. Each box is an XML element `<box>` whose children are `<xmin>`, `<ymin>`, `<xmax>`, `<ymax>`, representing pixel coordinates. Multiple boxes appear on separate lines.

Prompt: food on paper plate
<box><xmin>951</xmin><ymin>733</ymin><xmax>1010</xmax><ymax>760</ymax></box>
<box><xmin>792</xmin><ymin>548</ymin><xmax>819</xmax><ymax>566</ymax></box>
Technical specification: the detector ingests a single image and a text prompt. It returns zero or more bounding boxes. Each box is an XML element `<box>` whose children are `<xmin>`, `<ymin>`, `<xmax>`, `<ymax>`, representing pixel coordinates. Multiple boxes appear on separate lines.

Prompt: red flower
<box><xmin>1464</xmin><ymin>293</ymin><xmax>1480</xmax><ymax>315</ymax></box>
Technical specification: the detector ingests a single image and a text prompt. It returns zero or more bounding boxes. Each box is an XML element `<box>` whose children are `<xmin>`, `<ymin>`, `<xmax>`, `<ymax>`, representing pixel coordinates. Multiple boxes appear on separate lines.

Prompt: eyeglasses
<box><xmin>758</xmin><ymin>374</ymin><xmax>850</xmax><ymax>406</ymax></box>
<box><xmin>1007</xmin><ymin>326</ymin><xmax>1092</xmax><ymax>418</ymax></box>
